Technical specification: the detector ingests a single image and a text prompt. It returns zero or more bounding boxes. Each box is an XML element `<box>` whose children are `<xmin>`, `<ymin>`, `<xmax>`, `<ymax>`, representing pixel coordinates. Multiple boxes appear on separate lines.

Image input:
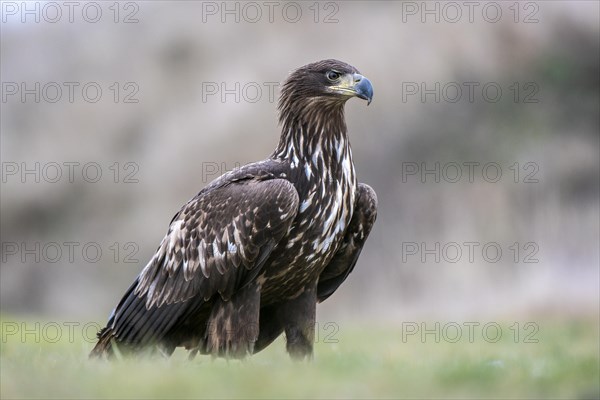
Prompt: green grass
<box><xmin>1</xmin><ymin>316</ymin><xmax>598</xmax><ymax>399</ymax></box>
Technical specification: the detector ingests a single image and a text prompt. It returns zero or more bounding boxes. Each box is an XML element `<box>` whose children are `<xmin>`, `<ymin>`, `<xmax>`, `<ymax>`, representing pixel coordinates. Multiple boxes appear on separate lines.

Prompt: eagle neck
<box><xmin>272</xmin><ymin>103</ymin><xmax>350</xmax><ymax>167</ymax></box>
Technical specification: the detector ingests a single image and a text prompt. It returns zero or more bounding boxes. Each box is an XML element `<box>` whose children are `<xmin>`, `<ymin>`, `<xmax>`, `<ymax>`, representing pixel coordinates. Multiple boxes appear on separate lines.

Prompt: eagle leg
<box><xmin>203</xmin><ymin>282</ymin><xmax>261</xmax><ymax>359</ymax></box>
<box><xmin>281</xmin><ymin>285</ymin><xmax>317</xmax><ymax>360</ymax></box>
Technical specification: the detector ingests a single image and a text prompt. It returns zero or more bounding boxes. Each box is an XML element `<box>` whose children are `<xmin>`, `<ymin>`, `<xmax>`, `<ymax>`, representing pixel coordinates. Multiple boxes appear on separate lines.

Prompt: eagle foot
<box><xmin>285</xmin><ymin>324</ymin><xmax>314</xmax><ymax>361</ymax></box>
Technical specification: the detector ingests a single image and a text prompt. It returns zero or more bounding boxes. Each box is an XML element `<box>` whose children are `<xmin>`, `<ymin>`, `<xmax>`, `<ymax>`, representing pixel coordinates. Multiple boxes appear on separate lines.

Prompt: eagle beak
<box><xmin>330</xmin><ymin>73</ymin><xmax>374</xmax><ymax>105</ymax></box>
<box><xmin>352</xmin><ymin>73</ymin><xmax>373</xmax><ymax>105</ymax></box>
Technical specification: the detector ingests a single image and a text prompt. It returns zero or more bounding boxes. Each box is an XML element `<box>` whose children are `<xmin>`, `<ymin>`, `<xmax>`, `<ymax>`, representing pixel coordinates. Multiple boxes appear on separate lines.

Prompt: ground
<box><xmin>1</xmin><ymin>316</ymin><xmax>598</xmax><ymax>399</ymax></box>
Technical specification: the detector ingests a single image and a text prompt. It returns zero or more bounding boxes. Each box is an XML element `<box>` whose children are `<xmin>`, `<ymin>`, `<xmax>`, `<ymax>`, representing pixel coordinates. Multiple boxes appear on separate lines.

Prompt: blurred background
<box><xmin>1</xmin><ymin>1</ymin><xmax>598</xmax><ymax>328</ymax></box>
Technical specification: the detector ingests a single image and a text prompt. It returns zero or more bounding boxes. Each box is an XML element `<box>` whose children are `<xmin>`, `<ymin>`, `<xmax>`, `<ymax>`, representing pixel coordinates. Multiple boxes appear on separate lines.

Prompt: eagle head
<box><xmin>279</xmin><ymin>60</ymin><xmax>374</xmax><ymax>117</ymax></box>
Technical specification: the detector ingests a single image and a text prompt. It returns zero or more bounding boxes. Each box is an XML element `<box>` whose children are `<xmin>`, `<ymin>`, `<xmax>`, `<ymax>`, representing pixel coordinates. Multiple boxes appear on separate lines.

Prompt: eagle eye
<box><xmin>326</xmin><ymin>71</ymin><xmax>341</xmax><ymax>82</ymax></box>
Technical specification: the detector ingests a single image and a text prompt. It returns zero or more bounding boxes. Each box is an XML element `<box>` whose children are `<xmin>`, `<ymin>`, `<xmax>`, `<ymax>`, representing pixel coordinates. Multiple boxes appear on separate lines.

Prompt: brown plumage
<box><xmin>91</xmin><ymin>59</ymin><xmax>377</xmax><ymax>360</ymax></box>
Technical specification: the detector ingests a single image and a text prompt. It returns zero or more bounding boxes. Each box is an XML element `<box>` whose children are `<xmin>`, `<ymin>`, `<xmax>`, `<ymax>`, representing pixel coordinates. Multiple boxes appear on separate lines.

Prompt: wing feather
<box><xmin>105</xmin><ymin>177</ymin><xmax>299</xmax><ymax>347</ymax></box>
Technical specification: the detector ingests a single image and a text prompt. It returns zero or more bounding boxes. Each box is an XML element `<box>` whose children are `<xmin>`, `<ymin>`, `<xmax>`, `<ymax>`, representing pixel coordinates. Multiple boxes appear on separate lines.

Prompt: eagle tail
<box><xmin>89</xmin><ymin>326</ymin><xmax>116</xmax><ymax>358</ymax></box>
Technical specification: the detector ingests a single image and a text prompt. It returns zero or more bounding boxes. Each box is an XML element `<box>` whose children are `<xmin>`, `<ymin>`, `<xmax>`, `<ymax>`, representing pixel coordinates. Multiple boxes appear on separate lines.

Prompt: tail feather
<box><xmin>90</xmin><ymin>279</ymin><xmax>209</xmax><ymax>359</ymax></box>
<box><xmin>89</xmin><ymin>327</ymin><xmax>115</xmax><ymax>358</ymax></box>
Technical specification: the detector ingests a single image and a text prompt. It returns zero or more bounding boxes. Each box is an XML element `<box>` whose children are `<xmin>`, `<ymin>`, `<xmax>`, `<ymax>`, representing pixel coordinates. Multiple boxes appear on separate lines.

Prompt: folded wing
<box><xmin>98</xmin><ymin>178</ymin><xmax>299</xmax><ymax>350</ymax></box>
